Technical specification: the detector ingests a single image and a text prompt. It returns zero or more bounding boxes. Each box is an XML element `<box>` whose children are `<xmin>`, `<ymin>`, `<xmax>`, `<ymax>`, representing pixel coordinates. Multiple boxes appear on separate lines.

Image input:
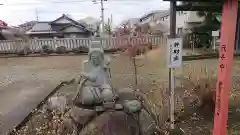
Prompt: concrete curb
<box><xmin>183</xmin><ymin>53</ymin><xmax>240</xmax><ymax>61</ymax></box>
<box><xmin>1</xmin><ymin>52</ymin><xmax>239</xmax><ymax>61</ymax></box>
<box><xmin>8</xmin><ymin>78</ymin><xmax>75</xmax><ymax>135</ymax></box>
<box><xmin>0</xmin><ymin>53</ymin><xmax>215</xmax><ymax>60</ymax></box>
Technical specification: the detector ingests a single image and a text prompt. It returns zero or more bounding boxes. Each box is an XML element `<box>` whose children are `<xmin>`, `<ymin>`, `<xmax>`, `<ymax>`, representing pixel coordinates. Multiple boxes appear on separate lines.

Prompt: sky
<box><xmin>0</xmin><ymin>0</ymin><xmax>170</xmax><ymax>27</ymax></box>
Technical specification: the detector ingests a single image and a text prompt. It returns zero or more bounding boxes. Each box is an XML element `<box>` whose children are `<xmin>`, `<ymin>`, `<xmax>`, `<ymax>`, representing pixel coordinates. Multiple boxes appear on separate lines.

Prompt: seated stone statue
<box><xmin>74</xmin><ymin>41</ymin><xmax>117</xmax><ymax>106</ymax></box>
<box><xmin>63</xmin><ymin>41</ymin><xmax>159</xmax><ymax>135</ymax></box>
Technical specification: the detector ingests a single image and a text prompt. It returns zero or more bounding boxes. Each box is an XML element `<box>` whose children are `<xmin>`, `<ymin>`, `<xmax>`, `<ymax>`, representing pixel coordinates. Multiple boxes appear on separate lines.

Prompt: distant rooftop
<box><xmin>139</xmin><ymin>10</ymin><xmax>170</xmax><ymax>22</ymax></box>
<box><xmin>79</xmin><ymin>17</ymin><xmax>101</xmax><ymax>25</ymax></box>
<box><xmin>18</xmin><ymin>21</ymin><xmax>37</xmax><ymax>27</ymax></box>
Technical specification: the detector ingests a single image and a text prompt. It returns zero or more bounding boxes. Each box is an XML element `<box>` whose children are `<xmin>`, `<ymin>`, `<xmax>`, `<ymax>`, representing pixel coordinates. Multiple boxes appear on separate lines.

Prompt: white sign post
<box><xmin>167</xmin><ymin>38</ymin><xmax>183</xmax><ymax>68</ymax></box>
<box><xmin>167</xmin><ymin>38</ymin><xmax>183</xmax><ymax>130</ymax></box>
<box><xmin>212</xmin><ymin>31</ymin><xmax>220</xmax><ymax>52</ymax></box>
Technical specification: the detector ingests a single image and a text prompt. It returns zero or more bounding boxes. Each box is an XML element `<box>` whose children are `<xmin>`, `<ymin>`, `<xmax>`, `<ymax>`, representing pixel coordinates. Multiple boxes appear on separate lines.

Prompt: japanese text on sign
<box><xmin>215</xmin><ymin>44</ymin><xmax>227</xmax><ymax>116</ymax></box>
<box><xmin>219</xmin><ymin>45</ymin><xmax>226</xmax><ymax>72</ymax></box>
<box><xmin>216</xmin><ymin>81</ymin><xmax>223</xmax><ymax>115</ymax></box>
<box><xmin>167</xmin><ymin>38</ymin><xmax>183</xmax><ymax>68</ymax></box>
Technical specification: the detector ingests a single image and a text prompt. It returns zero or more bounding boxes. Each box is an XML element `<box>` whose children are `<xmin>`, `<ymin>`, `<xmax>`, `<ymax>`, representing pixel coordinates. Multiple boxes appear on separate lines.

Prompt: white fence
<box><xmin>0</xmin><ymin>35</ymin><xmax>166</xmax><ymax>53</ymax></box>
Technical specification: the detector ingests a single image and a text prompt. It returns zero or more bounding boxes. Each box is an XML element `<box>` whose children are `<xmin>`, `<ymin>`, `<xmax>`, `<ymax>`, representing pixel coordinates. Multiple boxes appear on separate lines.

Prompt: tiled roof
<box><xmin>31</xmin><ymin>22</ymin><xmax>52</xmax><ymax>32</ymax></box>
<box><xmin>26</xmin><ymin>22</ymin><xmax>57</xmax><ymax>34</ymax></box>
<box><xmin>60</xmin><ymin>24</ymin><xmax>88</xmax><ymax>31</ymax></box>
<box><xmin>52</xmin><ymin>14</ymin><xmax>86</xmax><ymax>28</ymax></box>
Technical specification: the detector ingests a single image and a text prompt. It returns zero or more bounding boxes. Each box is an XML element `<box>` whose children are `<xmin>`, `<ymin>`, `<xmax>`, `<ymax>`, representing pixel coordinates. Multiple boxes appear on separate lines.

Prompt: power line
<box><xmin>0</xmin><ymin>0</ymin><xmax>86</xmax><ymax>6</ymax></box>
<box><xmin>4</xmin><ymin>0</ymin><xmax>8</xmax><ymax>4</ymax></box>
<box><xmin>4</xmin><ymin>0</ymin><xmax>147</xmax><ymax>5</ymax></box>
<box><xmin>51</xmin><ymin>0</ymin><xmax>146</xmax><ymax>2</ymax></box>
<box><xmin>46</xmin><ymin>0</ymin><xmax>89</xmax><ymax>4</ymax></box>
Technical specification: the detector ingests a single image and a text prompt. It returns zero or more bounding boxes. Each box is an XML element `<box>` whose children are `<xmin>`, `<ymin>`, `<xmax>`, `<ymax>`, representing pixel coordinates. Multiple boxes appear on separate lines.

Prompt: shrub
<box><xmin>56</xmin><ymin>46</ymin><xmax>67</xmax><ymax>54</ymax></box>
<box><xmin>42</xmin><ymin>45</ymin><xmax>54</xmax><ymax>54</ymax></box>
<box><xmin>148</xmin><ymin>44</ymin><xmax>153</xmax><ymax>50</ymax></box>
<box><xmin>17</xmin><ymin>46</ymin><xmax>31</xmax><ymax>56</ymax></box>
<box><xmin>72</xmin><ymin>46</ymin><xmax>89</xmax><ymax>54</ymax></box>
<box><xmin>178</xmin><ymin>76</ymin><xmax>217</xmax><ymax>112</ymax></box>
<box><xmin>104</xmin><ymin>48</ymin><xmax>121</xmax><ymax>53</ymax></box>
<box><xmin>194</xmin><ymin>78</ymin><xmax>217</xmax><ymax>112</ymax></box>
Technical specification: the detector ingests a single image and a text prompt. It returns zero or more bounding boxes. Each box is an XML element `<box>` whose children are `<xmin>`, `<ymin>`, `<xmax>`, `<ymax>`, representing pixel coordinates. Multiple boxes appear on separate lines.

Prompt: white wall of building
<box><xmin>159</xmin><ymin>11</ymin><xmax>204</xmax><ymax>36</ymax></box>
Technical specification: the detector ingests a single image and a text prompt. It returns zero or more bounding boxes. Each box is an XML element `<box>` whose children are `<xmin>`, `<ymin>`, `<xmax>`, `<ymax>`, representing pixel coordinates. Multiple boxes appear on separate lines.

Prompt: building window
<box><xmin>151</xmin><ymin>15</ymin><xmax>154</xmax><ymax>21</ymax></box>
<box><xmin>177</xmin><ymin>27</ymin><xmax>183</xmax><ymax>35</ymax></box>
<box><xmin>70</xmin><ymin>34</ymin><xmax>76</xmax><ymax>38</ymax></box>
<box><xmin>178</xmin><ymin>11</ymin><xmax>184</xmax><ymax>15</ymax></box>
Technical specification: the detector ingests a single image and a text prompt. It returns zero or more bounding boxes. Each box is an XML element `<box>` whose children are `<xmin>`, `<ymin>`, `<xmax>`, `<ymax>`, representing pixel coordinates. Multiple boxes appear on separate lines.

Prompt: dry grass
<box><xmin>111</xmin><ymin>47</ymin><xmax>240</xmax><ymax>135</ymax></box>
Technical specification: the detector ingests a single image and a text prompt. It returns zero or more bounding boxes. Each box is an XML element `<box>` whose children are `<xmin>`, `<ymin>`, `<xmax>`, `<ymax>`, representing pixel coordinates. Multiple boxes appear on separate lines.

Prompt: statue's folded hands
<box><xmin>80</xmin><ymin>72</ymin><xmax>97</xmax><ymax>83</ymax></box>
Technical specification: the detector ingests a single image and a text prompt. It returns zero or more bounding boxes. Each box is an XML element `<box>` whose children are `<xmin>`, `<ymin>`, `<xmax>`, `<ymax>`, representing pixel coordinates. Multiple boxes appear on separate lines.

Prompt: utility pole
<box><xmin>92</xmin><ymin>0</ymin><xmax>107</xmax><ymax>34</ymax></box>
<box><xmin>110</xmin><ymin>14</ymin><xmax>113</xmax><ymax>30</ymax></box>
<box><xmin>107</xmin><ymin>17</ymin><xmax>111</xmax><ymax>35</ymax></box>
<box><xmin>35</xmin><ymin>8</ymin><xmax>39</xmax><ymax>22</ymax></box>
<box><xmin>100</xmin><ymin>0</ymin><xmax>105</xmax><ymax>34</ymax></box>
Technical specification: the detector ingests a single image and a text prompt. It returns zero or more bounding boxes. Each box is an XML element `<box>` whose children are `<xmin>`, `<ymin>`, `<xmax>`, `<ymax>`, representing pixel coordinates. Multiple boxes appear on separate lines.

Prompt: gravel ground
<box><xmin>0</xmin><ymin>56</ymin><xmax>86</xmax><ymax>134</ymax></box>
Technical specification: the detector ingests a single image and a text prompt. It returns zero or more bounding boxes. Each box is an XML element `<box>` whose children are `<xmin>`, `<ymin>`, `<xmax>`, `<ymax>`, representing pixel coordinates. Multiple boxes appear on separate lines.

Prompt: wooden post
<box><xmin>213</xmin><ymin>0</ymin><xmax>238</xmax><ymax>135</ymax></box>
<box><xmin>235</xmin><ymin>10</ymin><xmax>240</xmax><ymax>54</ymax></box>
<box><xmin>169</xmin><ymin>0</ymin><xmax>176</xmax><ymax>130</ymax></box>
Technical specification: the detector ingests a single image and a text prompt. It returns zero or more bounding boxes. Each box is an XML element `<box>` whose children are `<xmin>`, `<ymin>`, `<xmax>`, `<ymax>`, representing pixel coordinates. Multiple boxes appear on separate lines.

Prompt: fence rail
<box><xmin>0</xmin><ymin>36</ymin><xmax>165</xmax><ymax>54</ymax></box>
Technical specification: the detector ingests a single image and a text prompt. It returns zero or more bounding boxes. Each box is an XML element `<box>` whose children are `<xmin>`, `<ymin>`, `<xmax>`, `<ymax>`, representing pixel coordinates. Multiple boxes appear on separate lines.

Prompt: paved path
<box><xmin>0</xmin><ymin>56</ymin><xmax>86</xmax><ymax>134</ymax></box>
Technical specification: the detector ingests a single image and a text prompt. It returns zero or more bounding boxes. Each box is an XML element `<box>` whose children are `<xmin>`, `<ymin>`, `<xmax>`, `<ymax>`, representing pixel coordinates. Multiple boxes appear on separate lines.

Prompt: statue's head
<box><xmin>89</xmin><ymin>50</ymin><xmax>104</xmax><ymax>66</ymax></box>
<box><xmin>88</xmin><ymin>40</ymin><xmax>104</xmax><ymax>66</ymax></box>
